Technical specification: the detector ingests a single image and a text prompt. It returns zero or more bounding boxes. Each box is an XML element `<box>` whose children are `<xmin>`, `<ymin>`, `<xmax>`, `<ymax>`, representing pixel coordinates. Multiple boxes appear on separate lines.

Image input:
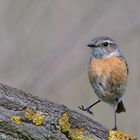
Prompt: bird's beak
<box><xmin>87</xmin><ymin>44</ymin><xmax>97</xmax><ymax>48</ymax></box>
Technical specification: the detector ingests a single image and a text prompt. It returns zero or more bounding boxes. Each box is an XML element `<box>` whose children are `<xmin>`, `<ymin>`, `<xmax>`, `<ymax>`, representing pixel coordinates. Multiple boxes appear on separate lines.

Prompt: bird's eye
<box><xmin>103</xmin><ymin>42</ymin><xmax>108</xmax><ymax>47</ymax></box>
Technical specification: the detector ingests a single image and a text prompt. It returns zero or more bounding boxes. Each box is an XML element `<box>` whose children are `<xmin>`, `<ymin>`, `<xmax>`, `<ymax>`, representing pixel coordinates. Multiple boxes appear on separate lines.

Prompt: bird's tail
<box><xmin>116</xmin><ymin>100</ymin><xmax>126</xmax><ymax>113</ymax></box>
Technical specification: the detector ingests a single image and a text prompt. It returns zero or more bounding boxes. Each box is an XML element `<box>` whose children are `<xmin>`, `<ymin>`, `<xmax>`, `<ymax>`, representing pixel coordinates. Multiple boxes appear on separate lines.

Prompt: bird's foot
<box><xmin>78</xmin><ymin>105</ymin><xmax>93</xmax><ymax>115</ymax></box>
<box><xmin>112</xmin><ymin>127</ymin><xmax>117</xmax><ymax>131</ymax></box>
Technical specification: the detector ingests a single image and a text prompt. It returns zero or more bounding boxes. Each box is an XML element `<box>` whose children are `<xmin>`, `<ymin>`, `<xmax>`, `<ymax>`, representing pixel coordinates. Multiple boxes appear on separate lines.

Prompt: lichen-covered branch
<box><xmin>0</xmin><ymin>84</ymin><xmax>137</xmax><ymax>140</ymax></box>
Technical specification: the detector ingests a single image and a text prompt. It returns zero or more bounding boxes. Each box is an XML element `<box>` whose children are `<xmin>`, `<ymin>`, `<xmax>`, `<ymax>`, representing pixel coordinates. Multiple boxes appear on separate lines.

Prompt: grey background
<box><xmin>0</xmin><ymin>0</ymin><xmax>139</xmax><ymax>137</ymax></box>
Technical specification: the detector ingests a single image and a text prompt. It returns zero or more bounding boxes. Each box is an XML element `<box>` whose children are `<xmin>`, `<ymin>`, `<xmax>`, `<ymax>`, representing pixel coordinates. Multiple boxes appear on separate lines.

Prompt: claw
<box><xmin>78</xmin><ymin>105</ymin><xmax>84</xmax><ymax>110</ymax></box>
<box><xmin>112</xmin><ymin>127</ymin><xmax>117</xmax><ymax>131</ymax></box>
<box><xmin>78</xmin><ymin>105</ymin><xmax>93</xmax><ymax>115</ymax></box>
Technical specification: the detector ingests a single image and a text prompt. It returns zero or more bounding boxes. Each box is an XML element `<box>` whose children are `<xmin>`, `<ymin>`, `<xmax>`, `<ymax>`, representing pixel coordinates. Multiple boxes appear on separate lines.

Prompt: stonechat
<box><xmin>79</xmin><ymin>36</ymin><xmax>128</xmax><ymax>130</ymax></box>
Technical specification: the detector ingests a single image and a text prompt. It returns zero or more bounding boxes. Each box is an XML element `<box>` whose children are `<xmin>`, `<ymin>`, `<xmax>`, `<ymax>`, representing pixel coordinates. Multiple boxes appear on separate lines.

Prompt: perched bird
<box><xmin>79</xmin><ymin>36</ymin><xmax>128</xmax><ymax>130</ymax></box>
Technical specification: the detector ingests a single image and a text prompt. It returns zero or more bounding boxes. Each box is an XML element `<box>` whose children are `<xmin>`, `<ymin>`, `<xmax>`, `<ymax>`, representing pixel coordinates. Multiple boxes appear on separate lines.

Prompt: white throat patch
<box><xmin>105</xmin><ymin>51</ymin><xmax>120</xmax><ymax>58</ymax></box>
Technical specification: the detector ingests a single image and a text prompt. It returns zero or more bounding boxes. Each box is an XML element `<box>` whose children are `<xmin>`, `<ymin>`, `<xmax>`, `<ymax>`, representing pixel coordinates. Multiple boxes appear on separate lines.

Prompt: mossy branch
<box><xmin>0</xmin><ymin>84</ymin><xmax>137</xmax><ymax>140</ymax></box>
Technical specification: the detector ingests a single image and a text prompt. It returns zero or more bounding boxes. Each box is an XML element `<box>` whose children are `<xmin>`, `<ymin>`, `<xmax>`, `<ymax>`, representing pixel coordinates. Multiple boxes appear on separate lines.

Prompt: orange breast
<box><xmin>88</xmin><ymin>56</ymin><xmax>128</xmax><ymax>86</ymax></box>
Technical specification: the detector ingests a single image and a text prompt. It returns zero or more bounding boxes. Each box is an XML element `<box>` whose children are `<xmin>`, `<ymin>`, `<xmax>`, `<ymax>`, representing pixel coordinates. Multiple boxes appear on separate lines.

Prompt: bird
<box><xmin>79</xmin><ymin>36</ymin><xmax>128</xmax><ymax>130</ymax></box>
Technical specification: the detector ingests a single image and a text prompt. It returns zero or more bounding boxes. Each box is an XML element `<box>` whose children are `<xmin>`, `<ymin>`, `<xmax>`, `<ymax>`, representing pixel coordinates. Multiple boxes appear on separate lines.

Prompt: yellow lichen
<box><xmin>10</xmin><ymin>115</ymin><xmax>21</xmax><ymax>125</ymax></box>
<box><xmin>25</xmin><ymin>107</ymin><xmax>35</xmax><ymax>121</ymax></box>
<box><xmin>24</xmin><ymin>107</ymin><xmax>45</xmax><ymax>126</ymax></box>
<box><xmin>108</xmin><ymin>130</ymin><xmax>137</xmax><ymax>140</ymax></box>
<box><xmin>59</xmin><ymin>112</ymin><xmax>94</xmax><ymax>140</ymax></box>
<box><xmin>32</xmin><ymin>112</ymin><xmax>46</xmax><ymax>126</ymax></box>
<box><xmin>59</xmin><ymin>112</ymin><xmax>70</xmax><ymax>132</ymax></box>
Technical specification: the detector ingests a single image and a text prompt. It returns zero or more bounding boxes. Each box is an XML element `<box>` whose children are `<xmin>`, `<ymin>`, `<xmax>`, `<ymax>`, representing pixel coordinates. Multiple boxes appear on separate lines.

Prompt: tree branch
<box><xmin>0</xmin><ymin>83</ymin><xmax>136</xmax><ymax>140</ymax></box>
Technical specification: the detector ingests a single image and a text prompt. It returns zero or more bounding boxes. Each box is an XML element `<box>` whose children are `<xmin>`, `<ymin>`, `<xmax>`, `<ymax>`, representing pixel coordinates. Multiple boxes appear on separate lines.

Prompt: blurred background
<box><xmin>0</xmin><ymin>0</ymin><xmax>139</xmax><ymax>137</ymax></box>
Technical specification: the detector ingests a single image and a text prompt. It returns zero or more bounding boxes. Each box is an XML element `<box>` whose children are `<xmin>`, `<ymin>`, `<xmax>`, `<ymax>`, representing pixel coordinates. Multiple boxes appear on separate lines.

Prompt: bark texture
<box><xmin>0</xmin><ymin>83</ymin><xmax>108</xmax><ymax>140</ymax></box>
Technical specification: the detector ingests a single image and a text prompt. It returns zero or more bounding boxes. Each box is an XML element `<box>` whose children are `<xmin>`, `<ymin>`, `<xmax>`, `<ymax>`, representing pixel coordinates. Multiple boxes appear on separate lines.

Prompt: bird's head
<box><xmin>87</xmin><ymin>36</ymin><xmax>120</xmax><ymax>59</ymax></box>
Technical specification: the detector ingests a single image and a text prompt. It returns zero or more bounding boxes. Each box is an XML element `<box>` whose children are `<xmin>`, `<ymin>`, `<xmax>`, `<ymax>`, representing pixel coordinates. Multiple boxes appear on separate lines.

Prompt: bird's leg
<box><xmin>112</xmin><ymin>107</ymin><xmax>117</xmax><ymax>131</ymax></box>
<box><xmin>78</xmin><ymin>100</ymin><xmax>101</xmax><ymax>115</ymax></box>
